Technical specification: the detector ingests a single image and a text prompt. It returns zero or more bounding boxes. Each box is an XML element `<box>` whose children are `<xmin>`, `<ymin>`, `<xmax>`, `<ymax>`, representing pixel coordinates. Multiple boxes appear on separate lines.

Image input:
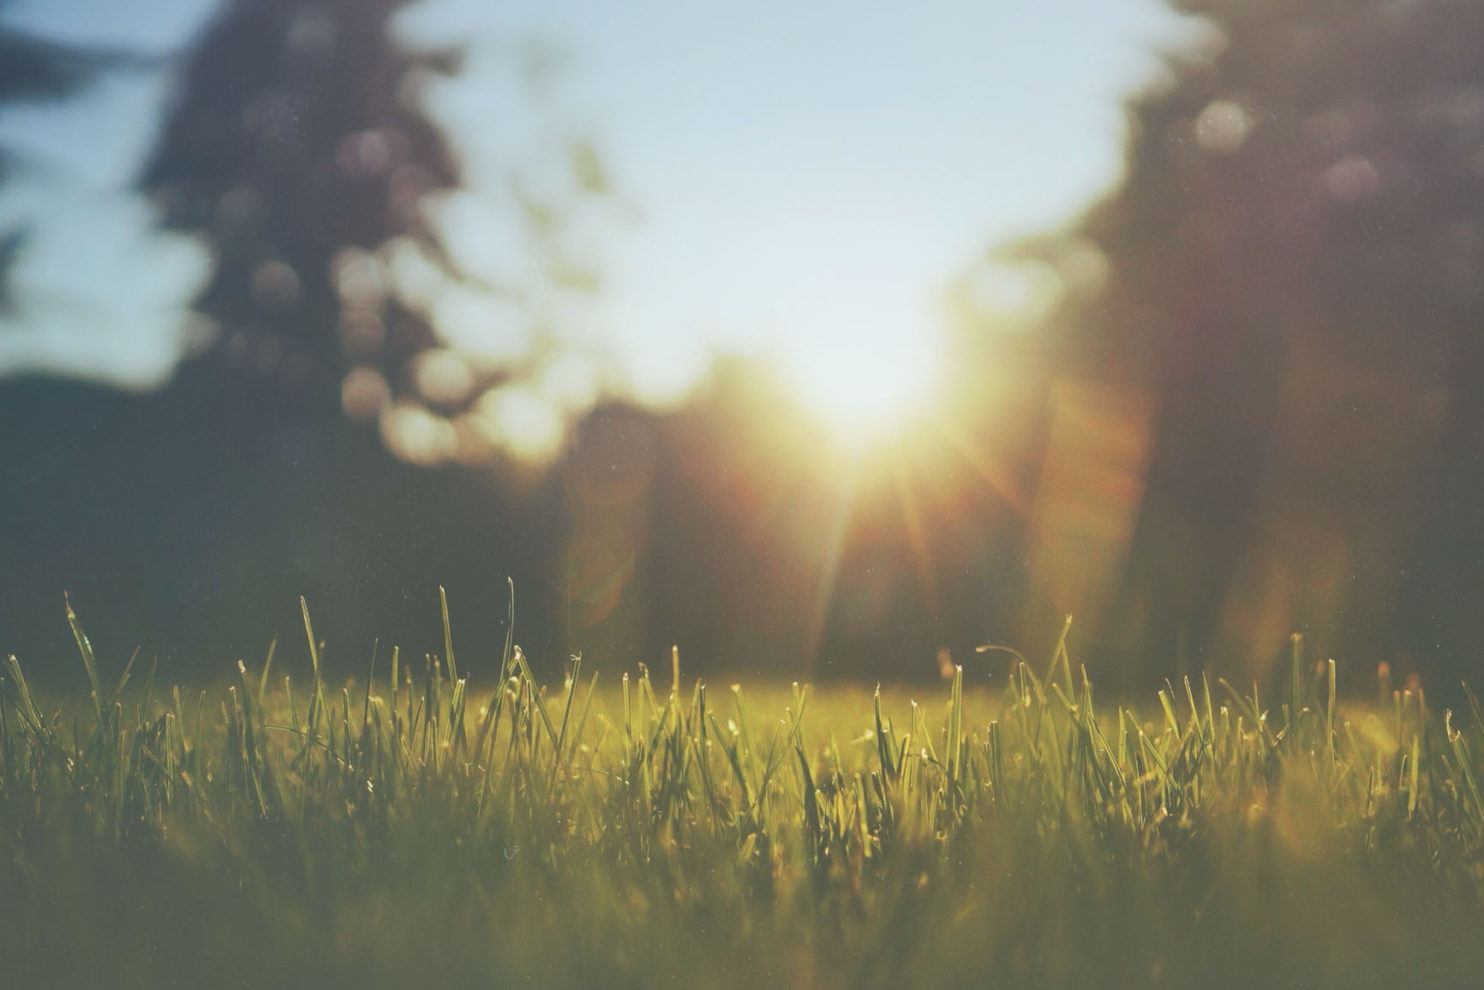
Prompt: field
<box><xmin>4</xmin><ymin>600</ymin><xmax>1484</xmax><ymax>988</ymax></box>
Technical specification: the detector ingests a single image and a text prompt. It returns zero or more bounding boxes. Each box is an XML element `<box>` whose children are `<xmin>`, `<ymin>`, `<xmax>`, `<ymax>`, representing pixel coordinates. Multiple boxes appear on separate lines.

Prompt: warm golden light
<box><xmin>780</xmin><ymin>329</ymin><xmax>940</xmax><ymax>451</ymax></box>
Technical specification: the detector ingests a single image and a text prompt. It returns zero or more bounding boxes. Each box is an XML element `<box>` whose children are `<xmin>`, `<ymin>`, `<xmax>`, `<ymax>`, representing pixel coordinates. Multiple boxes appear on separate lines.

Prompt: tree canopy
<box><xmin>985</xmin><ymin>0</ymin><xmax>1484</xmax><ymax>675</ymax></box>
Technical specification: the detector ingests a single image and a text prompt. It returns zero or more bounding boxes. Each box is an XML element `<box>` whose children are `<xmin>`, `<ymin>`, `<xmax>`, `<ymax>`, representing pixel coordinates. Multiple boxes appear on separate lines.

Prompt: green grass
<box><xmin>4</xmin><ymin>594</ymin><xmax>1484</xmax><ymax>988</ymax></box>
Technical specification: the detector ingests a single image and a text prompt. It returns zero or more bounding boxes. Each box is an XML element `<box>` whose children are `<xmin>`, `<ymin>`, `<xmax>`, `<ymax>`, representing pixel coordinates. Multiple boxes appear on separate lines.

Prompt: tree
<box><xmin>971</xmin><ymin>0</ymin><xmax>1484</xmax><ymax>679</ymax></box>
<box><xmin>141</xmin><ymin>0</ymin><xmax>460</xmax><ymax>415</ymax></box>
<box><xmin>142</xmin><ymin>1</ymin><xmax>616</xmax><ymax>469</ymax></box>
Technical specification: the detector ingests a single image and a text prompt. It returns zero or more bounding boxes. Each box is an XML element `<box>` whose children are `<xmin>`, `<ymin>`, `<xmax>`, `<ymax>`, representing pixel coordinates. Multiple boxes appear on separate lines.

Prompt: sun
<box><xmin>779</xmin><ymin>328</ymin><xmax>941</xmax><ymax>452</ymax></box>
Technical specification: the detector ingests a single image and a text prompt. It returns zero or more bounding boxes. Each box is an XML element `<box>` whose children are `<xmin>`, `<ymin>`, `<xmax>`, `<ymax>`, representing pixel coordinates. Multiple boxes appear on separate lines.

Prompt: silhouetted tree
<box><xmin>143</xmin><ymin>1</ymin><xmax>619</xmax><ymax>473</ymax></box>
<box><xmin>140</xmin><ymin>0</ymin><xmax>461</xmax><ymax>417</ymax></box>
<box><xmin>982</xmin><ymin>0</ymin><xmax>1484</xmax><ymax>679</ymax></box>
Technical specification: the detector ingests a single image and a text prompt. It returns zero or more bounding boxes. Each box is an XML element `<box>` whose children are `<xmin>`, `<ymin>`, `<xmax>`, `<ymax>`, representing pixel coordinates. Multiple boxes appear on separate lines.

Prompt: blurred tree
<box><xmin>0</xmin><ymin>0</ymin><xmax>614</xmax><ymax>683</ymax></box>
<box><xmin>142</xmin><ymin>1</ymin><xmax>618</xmax><ymax>470</ymax></box>
<box><xmin>140</xmin><ymin>0</ymin><xmax>461</xmax><ymax>419</ymax></box>
<box><xmin>969</xmin><ymin>0</ymin><xmax>1484</xmax><ymax>680</ymax></box>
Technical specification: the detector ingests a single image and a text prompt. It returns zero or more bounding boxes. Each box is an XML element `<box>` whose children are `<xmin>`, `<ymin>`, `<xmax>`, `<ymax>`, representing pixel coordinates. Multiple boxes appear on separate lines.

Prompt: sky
<box><xmin>0</xmin><ymin>0</ymin><xmax>1195</xmax><ymax>418</ymax></box>
<box><xmin>0</xmin><ymin>0</ymin><xmax>218</xmax><ymax>387</ymax></box>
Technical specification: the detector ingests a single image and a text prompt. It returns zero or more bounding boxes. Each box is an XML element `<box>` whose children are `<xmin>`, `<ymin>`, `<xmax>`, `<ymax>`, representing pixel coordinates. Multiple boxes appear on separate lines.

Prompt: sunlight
<box><xmin>780</xmin><ymin>324</ymin><xmax>940</xmax><ymax>452</ymax></box>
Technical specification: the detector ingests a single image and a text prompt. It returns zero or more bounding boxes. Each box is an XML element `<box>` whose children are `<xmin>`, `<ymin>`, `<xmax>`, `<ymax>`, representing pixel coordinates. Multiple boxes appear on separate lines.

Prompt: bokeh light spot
<box><xmin>341</xmin><ymin>366</ymin><xmax>391</xmax><ymax>420</ymax></box>
<box><xmin>474</xmin><ymin>384</ymin><xmax>565</xmax><ymax>464</ymax></box>
<box><xmin>412</xmin><ymin>347</ymin><xmax>475</xmax><ymax>406</ymax></box>
<box><xmin>1195</xmin><ymin>99</ymin><xmax>1253</xmax><ymax>155</ymax></box>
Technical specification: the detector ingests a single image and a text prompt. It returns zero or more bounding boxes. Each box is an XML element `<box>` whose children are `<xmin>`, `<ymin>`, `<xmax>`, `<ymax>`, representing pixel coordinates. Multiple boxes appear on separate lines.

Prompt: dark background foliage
<box><xmin>4</xmin><ymin>0</ymin><xmax>1484</xmax><ymax>692</ymax></box>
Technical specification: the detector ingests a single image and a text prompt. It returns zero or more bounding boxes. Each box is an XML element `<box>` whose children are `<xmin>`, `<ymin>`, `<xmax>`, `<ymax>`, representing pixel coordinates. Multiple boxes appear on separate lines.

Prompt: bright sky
<box><xmin>0</xmin><ymin>0</ymin><xmax>1193</xmax><ymax>415</ymax></box>
<box><xmin>0</xmin><ymin>0</ymin><xmax>218</xmax><ymax>387</ymax></box>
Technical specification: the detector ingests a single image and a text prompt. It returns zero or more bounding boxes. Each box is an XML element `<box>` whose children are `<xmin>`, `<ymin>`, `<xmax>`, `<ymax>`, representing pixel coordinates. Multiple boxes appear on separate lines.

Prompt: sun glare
<box><xmin>781</xmin><ymin>327</ymin><xmax>940</xmax><ymax>452</ymax></box>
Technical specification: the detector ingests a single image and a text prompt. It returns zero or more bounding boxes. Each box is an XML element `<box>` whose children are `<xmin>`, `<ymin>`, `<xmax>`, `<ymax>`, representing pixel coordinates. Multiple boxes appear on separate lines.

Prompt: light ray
<box><xmin>890</xmin><ymin>454</ymin><xmax>943</xmax><ymax>618</ymax></box>
<box><xmin>804</xmin><ymin>473</ymin><xmax>857</xmax><ymax>676</ymax></box>
<box><xmin>931</xmin><ymin>413</ymin><xmax>1027</xmax><ymax>514</ymax></box>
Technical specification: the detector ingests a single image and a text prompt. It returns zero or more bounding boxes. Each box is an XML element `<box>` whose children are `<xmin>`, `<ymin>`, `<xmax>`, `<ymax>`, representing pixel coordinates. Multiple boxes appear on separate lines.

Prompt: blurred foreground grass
<box><xmin>4</xmin><ymin>596</ymin><xmax>1484</xmax><ymax>988</ymax></box>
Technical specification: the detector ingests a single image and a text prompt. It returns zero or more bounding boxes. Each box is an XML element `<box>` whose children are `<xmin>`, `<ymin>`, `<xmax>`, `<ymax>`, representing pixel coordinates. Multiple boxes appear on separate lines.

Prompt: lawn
<box><xmin>3</xmin><ymin>596</ymin><xmax>1483</xmax><ymax>988</ymax></box>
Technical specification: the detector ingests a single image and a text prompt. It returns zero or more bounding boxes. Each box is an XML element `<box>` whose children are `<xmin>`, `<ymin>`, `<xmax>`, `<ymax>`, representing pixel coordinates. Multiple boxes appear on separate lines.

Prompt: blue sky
<box><xmin>0</xmin><ymin>0</ymin><xmax>219</xmax><ymax>386</ymax></box>
<box><xmin>0</xmin><ymin>0</ymin><xmax>1194</xmax><ymax>411</ymax></box>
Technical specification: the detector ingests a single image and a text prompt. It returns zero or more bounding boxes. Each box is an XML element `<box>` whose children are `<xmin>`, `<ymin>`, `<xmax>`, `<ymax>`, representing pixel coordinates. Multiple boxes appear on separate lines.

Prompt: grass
<box><xmin>4</xmin><ymin>591</ymin><xmax>1484</xmax><ymax>988</ymax></box>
